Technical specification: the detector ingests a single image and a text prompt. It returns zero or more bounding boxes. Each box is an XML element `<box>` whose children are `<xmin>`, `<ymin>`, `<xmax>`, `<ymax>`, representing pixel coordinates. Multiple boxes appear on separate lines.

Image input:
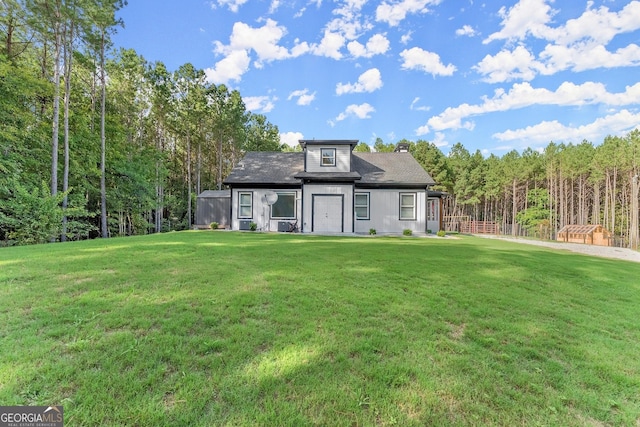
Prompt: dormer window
<box><xmin>321</xmin><ymin>148</ymin><xmax>336</xmax><ymax>167</ymax></box>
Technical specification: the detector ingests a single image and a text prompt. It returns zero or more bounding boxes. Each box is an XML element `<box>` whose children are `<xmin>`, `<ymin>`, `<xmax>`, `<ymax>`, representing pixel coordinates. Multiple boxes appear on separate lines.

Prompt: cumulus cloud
<box><xmin>376</xmin><ymin>0</ymin><xmax>443</xmax><ymax>27</ymax></box>
<box><xmin>422</xmin><ymin>81</ymin><xmax>640</xmax><ymax>132</ymax></box>
<box><xmin>493</xmin><ymin>109</ymin><xmax>640</xmax><ymax>144</ymax></box>
<box><xmin>336</xmin><ymin>68</ymin><xmax>383</xmax><ymax>95</ymax></box>
<box><xmin>347</xmin><ymin>34</ymin><xmax>390</xmax><ymax>58</ymax></box>
<box><xmin>205</xmin><ymin>50</ymin><xmax>251</xmax><ymax>84</ymax></box>
<box><xmin>400</xmin><ymin>47</ymin><xmax>456</xmax><ymax>76</ymax></box>
<box><xmin>206</xmin><ymin>19</ymin><xmax>311</xmax><ymax>84</ymax></box>
<box><xmin>335</xmin><ymin>103</ymin><xmax>375</xmax><ymax>121</ymax></box>
<box><xmin>473</xmin><ymin>45</ymin><xmax>540</xmax><ymax>83</ymax></box>
<box><xmin>483</xmin><ymin>0</ymin><xmax>554</xmax><ymax>44</ymax></box>
<box><xmin>478</xmin><ymin>0</ymin><xmax>640</xmax><ymax>80</ymax></box>
<box><xmin>243</xmin><ymin>95</ymin><xmax>277</xmax><ymax>113</ymax></box>
<box><xmin>455</xmin><ymin>25</ymin><xmax>477</xmax><ymax>37</ymax></box>
<box><xmin>311</xmin><ymin>29</ymin><xmax>346</xmax><ymax>59</ymax></box>
<box><xmin>280</xmin><ymin>131</ymin><xmax>304</xmax><ymax>147</ymax></box>
<box><xmin>288</xmin><ymin>89</ymin><xmax>316</xmax><ymax>106</ymax></box>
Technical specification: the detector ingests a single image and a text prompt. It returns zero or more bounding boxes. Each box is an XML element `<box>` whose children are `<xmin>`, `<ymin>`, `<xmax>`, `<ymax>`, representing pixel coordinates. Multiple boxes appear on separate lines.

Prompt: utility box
<box><xmin>239</xmin><ymin>220</ymin><xmax>252</xmax><ymax>230</ymax></box>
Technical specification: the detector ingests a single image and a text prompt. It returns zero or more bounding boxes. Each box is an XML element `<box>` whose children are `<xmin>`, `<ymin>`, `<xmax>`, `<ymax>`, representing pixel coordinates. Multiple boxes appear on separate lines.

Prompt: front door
<box><xmin>312</xmin><ymin>195</ymin><xmax>344</xmax><ymax>232</ymax></box>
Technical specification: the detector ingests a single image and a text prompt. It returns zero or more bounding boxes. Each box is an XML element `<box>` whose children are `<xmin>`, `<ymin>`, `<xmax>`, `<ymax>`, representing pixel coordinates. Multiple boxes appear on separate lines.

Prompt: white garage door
<box><xmin>313</xmin><ymin>195</ymin><xmax>343</xmax><ymax>233</ymax></box>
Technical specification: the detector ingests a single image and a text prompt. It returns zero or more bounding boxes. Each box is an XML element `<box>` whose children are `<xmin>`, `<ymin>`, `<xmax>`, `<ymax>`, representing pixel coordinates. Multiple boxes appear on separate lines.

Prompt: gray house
<box><xmin>223</xmin><ymin>140</ymin><xmax>438</xmax><ymax>234</ymax></box>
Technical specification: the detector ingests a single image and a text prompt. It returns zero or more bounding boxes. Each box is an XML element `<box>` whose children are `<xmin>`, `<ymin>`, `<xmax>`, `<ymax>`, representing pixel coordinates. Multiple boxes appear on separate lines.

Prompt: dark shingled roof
<box><xmin>223</xmin><ymin>152</ymin><xmax>304</xmax><ymax>186</ymax></box>
<box><xmin>224</xmin><ymin>151</ymin><xmax>435</xmax><ymax>188</ymax></box>
<box><xmin>353</xmin><ymin>152</ymin><xmax>435</xmax><ymax>187</ymax></box>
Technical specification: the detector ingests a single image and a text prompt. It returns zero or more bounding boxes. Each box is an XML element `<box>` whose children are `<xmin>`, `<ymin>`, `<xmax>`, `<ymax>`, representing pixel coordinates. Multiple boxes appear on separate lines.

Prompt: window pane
<box><xmin>401</xmin><ymin>207</ymin><xmax>414</xmax><ymax>219</ymax></box>
<box><xmin>355</xmin><ymin>194</ymin><xmax>368</xmax><ymax>205</ymax></box>
<box><xmin>240</xmin><ymin>193</ymin><xmax>251</xmax><ymax>205</ymax></box>
<box><xmin>321</xmin><ymin>148</ymin><xmax>335</xmax><ymax>166</ymax></box>
<box><xmin>355</xmin><ymin>206</ymin><xmax>368</xmax><ymax>219</ymax></box>
<box><xmin>401</xmin><ymin>194</ymin><xmax>414</xmax><ymax>206</ymax></box>
<box><xmin>272</xmin><ymin>193</ymin><xmax>295</xmax><ymax>218</ymax></box>
<box><xmin>240</xmin><ymin>205</ymin><xmax>252</xmax><ymax>217</ymax></box>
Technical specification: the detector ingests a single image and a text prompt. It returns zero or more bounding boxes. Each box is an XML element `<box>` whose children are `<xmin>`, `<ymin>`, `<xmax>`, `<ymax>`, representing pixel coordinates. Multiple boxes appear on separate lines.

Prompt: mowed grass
<box><xmin>1</xmin><ymin>232</ymin><xmax>639</xmax><ymax>426</ymax></box>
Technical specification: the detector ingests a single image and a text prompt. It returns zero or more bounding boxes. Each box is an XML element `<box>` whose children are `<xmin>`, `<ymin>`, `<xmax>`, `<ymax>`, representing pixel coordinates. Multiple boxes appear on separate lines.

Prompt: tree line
<box><xmin>0</xmin><ymin>0</ymin><xmax>281</xmax><ymax>245</ymax></box>
<box><xmin>1</xmin><ymin>2</ymin><xmax>638</xmax><ymax>248</ymax></box>
<box><xmin>368</xmin><ymin>132</ymin><xmax>640</xmax><ymax>249</ymax></box>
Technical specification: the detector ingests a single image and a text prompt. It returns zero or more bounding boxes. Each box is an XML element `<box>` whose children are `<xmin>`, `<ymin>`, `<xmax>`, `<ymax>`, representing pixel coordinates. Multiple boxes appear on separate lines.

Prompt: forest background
<box><xmin>1</xmin><ymin>0</ymin><xmax>639</xmax><ymax>248</ymax></box>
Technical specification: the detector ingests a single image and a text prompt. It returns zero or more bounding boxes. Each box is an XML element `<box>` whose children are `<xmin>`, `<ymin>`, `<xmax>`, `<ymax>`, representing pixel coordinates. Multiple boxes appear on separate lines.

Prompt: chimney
<box><xmin>394</xmin><ymin>142</ymin><xmax>409</xmax><ymax>153</ymax></box>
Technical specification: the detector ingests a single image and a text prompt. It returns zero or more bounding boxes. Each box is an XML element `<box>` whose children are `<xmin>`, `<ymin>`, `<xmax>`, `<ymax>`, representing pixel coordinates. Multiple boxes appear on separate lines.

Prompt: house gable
<box><xmin>299</xmin><ymin>140</ymin><xmax>358</xmax><ymax>174</ymax></box>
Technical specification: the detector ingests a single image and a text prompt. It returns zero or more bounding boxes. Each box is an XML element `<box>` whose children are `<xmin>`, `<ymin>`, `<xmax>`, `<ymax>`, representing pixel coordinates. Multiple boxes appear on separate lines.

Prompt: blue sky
<box><xmin>112</xmin><ymin>0</ymin><xmax>640</xmax><ymax>154</ymax></box>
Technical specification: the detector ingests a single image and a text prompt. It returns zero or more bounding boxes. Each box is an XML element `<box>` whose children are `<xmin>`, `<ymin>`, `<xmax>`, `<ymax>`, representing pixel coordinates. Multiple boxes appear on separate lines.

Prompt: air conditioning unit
<box><xmin>239</xmin><ymin>220</ymin><xmax>252</xmax><ymax>230</ymax></box>
<box><xmin>278</xmin><ymin>221</ymin><xmax>290</xmax><ymax>232</ymax></box>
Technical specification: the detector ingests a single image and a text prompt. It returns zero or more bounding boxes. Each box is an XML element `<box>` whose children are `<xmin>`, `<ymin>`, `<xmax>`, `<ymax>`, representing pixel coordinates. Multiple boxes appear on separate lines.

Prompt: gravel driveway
<box><xmin>474</xmin><ymin>234</ymin><xmax>640</xmax><ymax>263</ymax></box>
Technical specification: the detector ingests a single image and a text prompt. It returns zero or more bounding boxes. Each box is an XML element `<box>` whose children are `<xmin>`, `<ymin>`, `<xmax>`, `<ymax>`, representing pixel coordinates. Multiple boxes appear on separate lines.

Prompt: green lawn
<box><xmin>1</xmin><ymin>232</ymin><xmax>639</xmax><ymax>426</ymax></box>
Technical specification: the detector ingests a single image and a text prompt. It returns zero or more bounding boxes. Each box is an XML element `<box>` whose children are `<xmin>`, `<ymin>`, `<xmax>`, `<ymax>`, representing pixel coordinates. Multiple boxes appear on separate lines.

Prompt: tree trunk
<box><xmin>631</xmin><ymin>175</ymin><xmax>639</xmax><ymax>249</ymax></box>
<box><xmin>187</xmin><ymin>129</ymin><xmax>192</xmax><ymax>229</ymax></box>
<box><xmin>51</xmin><ymin>25</ymin><xmax>62</xmax><ymax>197</ymax></box>
<box><xmin>61</xmin><ymin>21</ymin><xmax>74</xmax><ymax>242</ymax></box>
<box><xmin>100</xmin><ymin>30</ymin><xmax>108</xmax><ymax>238</ymax></box>
<box><xmin>511</xmin><ymin>178</ymin><xmax>517</xmax><ymax>236</ymax></box>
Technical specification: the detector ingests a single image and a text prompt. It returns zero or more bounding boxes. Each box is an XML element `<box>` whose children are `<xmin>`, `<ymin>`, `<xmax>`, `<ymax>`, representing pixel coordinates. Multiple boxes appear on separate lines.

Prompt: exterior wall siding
<box><xmin>195</xmin><ymin>197</ymin><xmax>230</xmax><ymax>227</ymax></box>
<box><xmin>305</xmin><ymin>145</ymin><xmax>351</xmax><ymax>173</ymax></box>
<box><xmin>230</xmin><ymin>188</ymin><xmax>301</xmax><ymax>231</ymax></box>
<box><xmin>354</xmin><ymin>189</ymin><xmax>427</xmax><ymax>234</ymax></box>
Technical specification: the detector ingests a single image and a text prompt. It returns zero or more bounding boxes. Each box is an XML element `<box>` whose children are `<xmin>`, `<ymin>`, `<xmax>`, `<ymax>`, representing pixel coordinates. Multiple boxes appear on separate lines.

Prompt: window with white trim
<box><xmin>400</xmin><ymin>193</ymin><xmax>416</xmax><ymax>220</ymax></box>
<box><xmin>271</xmin><ymin>192</ymin><xmax>296</xmax><ymax>219</ymax></box>
<box><xmin>321</xmin><ymin>148</ymin><xmax>336</xmax><ymax>166</ymax></box>
<box><xmin>238</xmin><ymin>192</ymin><xmax>253</xmax><ymax>218</ymax></box>
<box><xmin>354</xmin><ymin>193</ymin><xmax>370</xmax><ymax>220</ymax></box>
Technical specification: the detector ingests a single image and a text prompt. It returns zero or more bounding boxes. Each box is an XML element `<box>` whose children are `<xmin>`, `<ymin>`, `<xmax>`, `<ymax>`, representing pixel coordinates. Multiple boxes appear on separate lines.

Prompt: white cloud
<box><xmin>400</xmin><ymin>47</ymin><xmax>456</xmax><ymax>76</ymax></box>
<box><xmin>336</xmin><ymin>68</ymin><xmax>383</xmax><ymax>95</ymax></box>
<box><xmin>473</xmin><ymin>45</ymin><xmax>540</xmax><ymax>83</ymax></box>
<box><xmin>539</xmin><ymin>42</ymin><xmax>640</xmax><ymax>74</ymax></box>
<box><xmin>376</xmin><ymin>0</ymin><xmax>443</xmax><ymax>27</ymax></box>
<box><xmin>205</xmin><ymin>50</ymin><xmax>250</xmax><ymax>84</ymax></box>
<box><xmin>347</xmin><ymin>34</ymin><xmax>390</xmax><ymax>58</ymax></box>
<box><xmin>243</xmin><ymin>95</ymin><xmax>277</xmax><ymax>113</ymax></box>
<box><xmin>224</xmin><ymin>19</ymin><xmax>291</xmax><ymax>67</ymax></box>
<box><xmin>268</xmin><ymin>0</ymin><xmax>280</xmax><ymax>13</ymax></box>
<box><xmin>210</xmin><ymin>0</ymin><xmax>248</xmax><ymax>13</ymax></box>
<box><xmin>479</xmin><ymin>1</ymin><xmax>640</xmax><ymax>79</ymax></box>
<box><xmin>483</xmin><ymin>0</ymin><xmax>555</xmax><ymax>44</ymax></box>
<box><xmin>432</xmin><ymin>132</ymin><xmax>448</xmax><ymax>147</ymax></box>
<box><xmin>493</xmin><ymin>109</ymin><xmax>640</xmax><ymax>144</ymax></box>
<box><xmin>410</xmin><ymin>97</ymin><xmax>430</xmax><ymax>111</ymax></box>
<box><xmin>415</xmin><ymin>124</ymin><xmax>429</xmax><ymax>136</ymax></box>
<box><xmin>422</xmin><ymin>81</ymin><xmax>640</xmax><ymax>132</ymax></box>
<box><xmin>456</xmin><ymin>25</ymin><xmax>477</xmax><ymax>37</ymax></box>
<box><xmin>543</xmin><ymin>1</ymin><xmax>640</xmax><ymax>46</ymax></box>
<box><xmin>280</xmin><ymin>131</ymin><xmax>304</xmax><ymax>147</ymax></box>
<box><xmin>207</xmin><ymin>19</ymin><xmax>313</xmax><ymax>84</ymax></box>
<box><xmin>400</xmin><ymin>31</ymin><xmax>413</xmax><ymax>45</ymax></box>
<box><xmin>335</xmin><ymin>103</ymin><xmax>375</xmax><ymax>121</ymax></box>
<box><xmin>311</xmin><ymin>29</ymin><xmax>346</xmax><ymax>59</ymax></box>
<box><xmin>288</xmin><ymin>89</ymin><xmax>316</xmax><ymax>106</ymax></box>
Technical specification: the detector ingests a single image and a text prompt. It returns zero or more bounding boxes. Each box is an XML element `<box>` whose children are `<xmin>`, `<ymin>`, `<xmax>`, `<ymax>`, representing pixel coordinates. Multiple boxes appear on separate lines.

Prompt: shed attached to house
<box><xmin>195</xmin><ymin>190</ymin><xmax>231</xmax><ymax>228</ymax></box>
<box><xmin>557</xmin><ymin>224</ymin><xmax>612</xmax><ymax>246</ymax></box>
